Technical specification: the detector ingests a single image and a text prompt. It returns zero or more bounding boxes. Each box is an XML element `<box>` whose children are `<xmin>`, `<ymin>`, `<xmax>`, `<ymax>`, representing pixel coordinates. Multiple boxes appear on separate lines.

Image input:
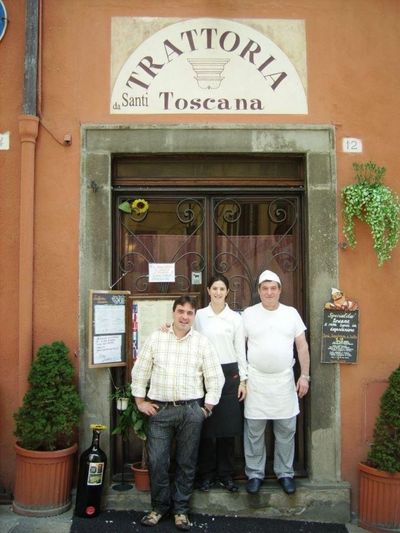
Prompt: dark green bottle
<box><xmin>74</xmin><ymin>424</ymin><xmax>107</xmax><ymax>518</ymax></box>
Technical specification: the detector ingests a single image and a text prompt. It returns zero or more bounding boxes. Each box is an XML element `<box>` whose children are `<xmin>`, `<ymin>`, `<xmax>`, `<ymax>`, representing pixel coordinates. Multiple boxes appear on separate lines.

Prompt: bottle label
<box><xmin>87</xmin><ymin>462</ymin><xmax>105</xmax><ymax>486</ymax></box>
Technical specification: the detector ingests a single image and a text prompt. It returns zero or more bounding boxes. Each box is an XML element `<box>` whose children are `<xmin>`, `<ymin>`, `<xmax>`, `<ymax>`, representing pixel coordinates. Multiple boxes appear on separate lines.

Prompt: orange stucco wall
<box><xmin>1</xmin><ymin>0</ymin><xmax>25</xmax><ymax>493</ymax></box>
<box><xmin>1</xmin><ymin>0</ymin><xmax>399</xmax><ymax>512</ymax></box>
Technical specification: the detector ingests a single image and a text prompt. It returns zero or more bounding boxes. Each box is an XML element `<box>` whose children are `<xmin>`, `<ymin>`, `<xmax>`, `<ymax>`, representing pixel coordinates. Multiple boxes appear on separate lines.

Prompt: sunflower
<box><xmin>131</xmin><ymin>198</ymin><xmax>149</xmax><ymax>214</ymax></box>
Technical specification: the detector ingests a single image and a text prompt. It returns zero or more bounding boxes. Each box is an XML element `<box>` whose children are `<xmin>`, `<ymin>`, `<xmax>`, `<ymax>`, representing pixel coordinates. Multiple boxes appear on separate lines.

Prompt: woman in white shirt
<box><xmin>195</xmin><ymin>274</ymin><xmax>247</xmax><ymax>492</ymax></box>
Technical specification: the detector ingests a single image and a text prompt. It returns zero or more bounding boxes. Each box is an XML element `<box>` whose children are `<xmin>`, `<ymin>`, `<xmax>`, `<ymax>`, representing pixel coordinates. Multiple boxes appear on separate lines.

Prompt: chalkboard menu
<box><xmin>88</xmin><ymin>290</ymin><xmax>131</xmax><ymax>368</ymax></box>
<box><xmin>321</xmin><ymin>309</ymin><xmax>359</xmax><ymax>364</ymax></box>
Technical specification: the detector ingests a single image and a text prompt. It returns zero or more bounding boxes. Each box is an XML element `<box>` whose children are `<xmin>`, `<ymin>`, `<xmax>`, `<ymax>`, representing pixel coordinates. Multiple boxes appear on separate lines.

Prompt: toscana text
<box><xmin>121</xmin><ymin>91</ymin><xmax>264</xmax><ymax>111</ymax></box>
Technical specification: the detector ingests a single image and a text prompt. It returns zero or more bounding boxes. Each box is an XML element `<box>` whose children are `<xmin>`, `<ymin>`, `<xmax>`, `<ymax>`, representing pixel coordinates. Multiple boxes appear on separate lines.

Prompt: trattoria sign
<box><xmin>111</xmin><ymin>18</ymin><xmax>307</xmax><ymax>115</ymax></box>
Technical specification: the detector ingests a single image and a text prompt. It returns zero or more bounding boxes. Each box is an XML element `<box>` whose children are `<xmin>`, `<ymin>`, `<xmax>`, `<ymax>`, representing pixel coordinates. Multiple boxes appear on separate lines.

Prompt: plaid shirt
<box><xmin>131</xmin><ymin>327</ymin><xmax>224</xmax><ymax>405</ymax></box>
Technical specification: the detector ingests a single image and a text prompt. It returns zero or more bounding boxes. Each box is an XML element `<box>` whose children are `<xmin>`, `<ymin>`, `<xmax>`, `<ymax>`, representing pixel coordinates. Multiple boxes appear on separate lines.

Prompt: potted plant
<box><xmin>112</xmin><ymin>393</ymin><xmax>150</xmax><ymax>491</ymax></box>
<box><xmin>341</xmin><ymin>161</ymin><xmax>400</xmax><ymax>266</ymax></box>
<box><xmin>13</xmin><ymin>341</ymin><xmax>84</xmax><ymax>516</ymax></box>
<box><xmin>358</xmin><ymin>366</ymin><xmax>400</xmax><ymax>532</ymax></box>
<box><xmin>110</xmin><ymin>384</ymin><xmax>131</xmax><ymax>412</ymax></box>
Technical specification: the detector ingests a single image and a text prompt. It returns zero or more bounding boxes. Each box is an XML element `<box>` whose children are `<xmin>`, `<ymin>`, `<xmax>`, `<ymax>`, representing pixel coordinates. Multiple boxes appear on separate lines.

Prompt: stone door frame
<box><xmin>80</xmin><ymin>124</ymin><xmax>340</xmax><ymax>488</ymax></box>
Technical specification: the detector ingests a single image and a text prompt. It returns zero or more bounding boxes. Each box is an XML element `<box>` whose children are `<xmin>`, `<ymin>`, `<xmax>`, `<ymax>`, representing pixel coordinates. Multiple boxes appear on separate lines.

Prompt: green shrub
<box><xmin>14</xmin><ymin>341</ymin><xmax>84</xmax><ymax>451</ymax></box>
<box><xmin>367</xmin><ymin>366</ymin><xmax>400</xmax><ymax>473</ymax></box>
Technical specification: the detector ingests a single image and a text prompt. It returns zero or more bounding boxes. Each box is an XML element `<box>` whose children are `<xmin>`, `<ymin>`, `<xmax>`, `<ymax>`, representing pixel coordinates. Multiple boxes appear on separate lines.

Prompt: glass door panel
<box><xmin>212</xmin><ymin>196</ymin><xmax>303</xmax><ymax>312</ymax></box>
<box><xmin>116</xmin><ymin>196</ymin><xmax>205</xmax><ymax>297</ymax></box>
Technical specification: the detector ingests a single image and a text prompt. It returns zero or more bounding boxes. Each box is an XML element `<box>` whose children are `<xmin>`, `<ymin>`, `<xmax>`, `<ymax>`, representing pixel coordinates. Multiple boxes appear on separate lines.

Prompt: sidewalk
<box><xmin>0</xmin><ymin>504</ymin><xmax>367</xmax><ymax>533</ymax></box>
<box><xmin>0</xmin><ymin>479</ymin><xmax>367</xmax><ymax>533</ymax></box>
<box><xmin>0</xmin><ymin>505</ymin><xmax>73</xmax><ymax>532</ymax></box>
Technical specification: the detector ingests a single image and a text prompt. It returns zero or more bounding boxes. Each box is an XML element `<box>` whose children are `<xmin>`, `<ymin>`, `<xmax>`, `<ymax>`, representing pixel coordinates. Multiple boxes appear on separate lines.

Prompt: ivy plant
<box><xmin>341</xmin><ymin>161</ymin><xmax>400</xmax><ymax>266</ymax></box>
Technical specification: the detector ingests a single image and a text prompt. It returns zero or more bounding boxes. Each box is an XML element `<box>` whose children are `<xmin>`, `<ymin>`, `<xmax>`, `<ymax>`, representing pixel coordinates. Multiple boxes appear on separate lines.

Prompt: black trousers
<box><xmin>197</xmin><ymin>363</ymin><xmax>242</xmax><ymax>482</ymax></box>
<box><xmin>197</xmin><ymin>436</ymin><xmax>235</xmax><ymax>481</ymax></box>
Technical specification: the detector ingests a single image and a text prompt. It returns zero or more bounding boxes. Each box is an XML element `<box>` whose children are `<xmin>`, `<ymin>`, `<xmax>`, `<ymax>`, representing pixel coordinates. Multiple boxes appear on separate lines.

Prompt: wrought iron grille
<box><xmin>114</xmin><ymin>193</ymin><xmax>303</xmax><ymax>312</ymax></box>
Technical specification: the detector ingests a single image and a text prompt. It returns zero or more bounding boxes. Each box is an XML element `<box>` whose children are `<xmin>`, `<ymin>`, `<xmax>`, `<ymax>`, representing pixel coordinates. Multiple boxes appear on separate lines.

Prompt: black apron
<box><xmin>202</xmin><ymin>362</ymin><xmax>243</xmax><ymax>439</ymax></box>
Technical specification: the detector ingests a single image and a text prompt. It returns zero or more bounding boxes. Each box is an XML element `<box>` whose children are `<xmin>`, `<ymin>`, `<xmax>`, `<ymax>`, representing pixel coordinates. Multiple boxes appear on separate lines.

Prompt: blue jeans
<box><xmin>147</xmin><ymin>401</ymin><xmax>204</xmax><ymax>514</ymax></box>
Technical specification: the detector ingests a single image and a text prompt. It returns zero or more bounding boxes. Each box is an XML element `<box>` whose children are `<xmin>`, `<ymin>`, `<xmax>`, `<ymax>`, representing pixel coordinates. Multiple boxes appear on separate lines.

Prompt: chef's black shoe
<box><xmin>278</xmin><ymin>476</ymin><xmax>296</xmax><ymax>494</ymax></box>
<box><xmin>246</xmin><ymin>477</ymin><xmax>263</xmax><ymax>494</ymax></box>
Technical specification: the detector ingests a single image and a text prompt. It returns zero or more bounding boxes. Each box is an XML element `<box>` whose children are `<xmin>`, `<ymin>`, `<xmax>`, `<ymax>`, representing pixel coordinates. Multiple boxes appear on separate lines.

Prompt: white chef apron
<box><xmin>244</xmin><ymin>365</ymin><xmax>299</xmax><ymax>420</ymax></box>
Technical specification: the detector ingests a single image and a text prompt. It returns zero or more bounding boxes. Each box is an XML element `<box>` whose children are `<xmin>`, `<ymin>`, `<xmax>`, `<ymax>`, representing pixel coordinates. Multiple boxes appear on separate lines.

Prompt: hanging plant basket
<box><xmin>341</xmin><ymin>161</ymin><xmax>400</xmax><ymax>266</ymax></box>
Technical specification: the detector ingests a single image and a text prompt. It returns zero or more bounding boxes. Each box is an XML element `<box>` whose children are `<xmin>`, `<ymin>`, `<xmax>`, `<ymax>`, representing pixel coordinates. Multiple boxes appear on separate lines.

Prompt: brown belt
<box><xmin>151</xmin><ymin>398</ymin><xmax>202</xmax><ymax>407</ymax></box>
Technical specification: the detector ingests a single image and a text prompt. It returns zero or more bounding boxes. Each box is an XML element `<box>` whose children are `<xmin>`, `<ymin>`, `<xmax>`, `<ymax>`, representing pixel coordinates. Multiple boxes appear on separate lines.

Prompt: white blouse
<box><xmin>194</xmin><ymin>304</ymin><xmax>247</xmax><ymax>381</ymax></box>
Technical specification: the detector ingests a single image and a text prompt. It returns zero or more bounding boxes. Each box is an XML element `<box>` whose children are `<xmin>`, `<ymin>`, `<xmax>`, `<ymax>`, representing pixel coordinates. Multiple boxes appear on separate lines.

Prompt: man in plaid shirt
<box><xmin>132</xmin><ymin>295</ymin><xmax>224</xmax><ymax>531</ymax></box>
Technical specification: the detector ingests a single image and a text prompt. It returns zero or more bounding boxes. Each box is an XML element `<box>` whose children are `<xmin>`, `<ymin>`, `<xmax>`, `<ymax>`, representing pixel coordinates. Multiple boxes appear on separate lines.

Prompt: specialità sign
<box><xmin>110</xmin><ymin>17</ymin><xmax>307</xmax><ymax>115</ymax></box>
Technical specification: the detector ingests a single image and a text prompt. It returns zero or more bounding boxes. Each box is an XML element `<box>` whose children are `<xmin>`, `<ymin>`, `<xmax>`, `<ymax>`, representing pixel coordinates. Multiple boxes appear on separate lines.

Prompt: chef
<box><xmin>242</xmin><ymin>270</ymin><xmax>310</xmax><ymax>496</ymax></box>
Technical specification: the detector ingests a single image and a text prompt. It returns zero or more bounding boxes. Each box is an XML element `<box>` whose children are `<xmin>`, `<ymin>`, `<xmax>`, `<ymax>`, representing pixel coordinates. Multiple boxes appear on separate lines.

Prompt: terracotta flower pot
<box><xmin>13</xmin><ymin>443</ymin><xmax>78</xmax><ymax>517</ymax></box>
<box><xmin>131</xmin><ymin>461</ymin><xmax>150</xmax><ymax>492</ymax></box>
<box><xmin>359</xmin><ymin>462</ymin><xmax>400</xmax><ymax>532</ymax></box>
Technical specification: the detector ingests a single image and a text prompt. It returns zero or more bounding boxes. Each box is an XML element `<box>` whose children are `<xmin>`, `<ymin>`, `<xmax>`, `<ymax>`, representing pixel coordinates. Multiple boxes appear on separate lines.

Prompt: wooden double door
<box><xmin>112</xmin><ymin>156</ymin><xmax>307</xmax><ymax>478</ymax></box>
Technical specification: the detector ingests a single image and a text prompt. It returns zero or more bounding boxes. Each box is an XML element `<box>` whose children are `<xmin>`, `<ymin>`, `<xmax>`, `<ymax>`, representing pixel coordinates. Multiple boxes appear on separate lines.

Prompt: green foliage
<box><xmin>341</xmin><ymin>161</ymin><xmax>400</xmax><ymax>266</ymax></box>
<box><xmin>367</xmin><ymin>366</ymin><xmax>400</xmax><ymax>473</ymax></box>
<box><xmin>14</xmin><ymin>341</ymin><xmax>84</xmax><ymax>451</ymax></box>
<box><xmin>112</xmin><ymin>395</ymin><xmax>148</xmax><ymax>442</ymax></box>
<box><xmin>110</xmin><ymin>384</ymin><xmax>132</xmax><ymax>401</ymax></box>
<box><xmin>112</xmin><ymin>394</ymin><xmax>148</xmax><ymax>468</ymax></box>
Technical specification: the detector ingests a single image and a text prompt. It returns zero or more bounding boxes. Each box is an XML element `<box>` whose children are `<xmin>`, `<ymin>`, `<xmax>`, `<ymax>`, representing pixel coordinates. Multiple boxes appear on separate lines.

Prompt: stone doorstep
<box><xmin>105</xmin><ymin>480</ymin><xmax>351</xmax><ymax>524</ymax></box>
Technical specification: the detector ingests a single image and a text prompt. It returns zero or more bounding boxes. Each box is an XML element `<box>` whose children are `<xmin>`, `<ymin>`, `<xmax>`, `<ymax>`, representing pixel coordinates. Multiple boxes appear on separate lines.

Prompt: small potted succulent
<box><xmin>110</xmin><ymin>384</ymin><xmax>132</xmax><ymax>412</ymax></box>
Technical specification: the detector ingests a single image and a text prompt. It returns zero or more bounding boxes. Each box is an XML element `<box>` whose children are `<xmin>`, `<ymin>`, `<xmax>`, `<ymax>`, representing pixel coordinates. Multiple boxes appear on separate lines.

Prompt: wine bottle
<box><xmin>74</xmin><ymin>424</ymin><xmax>107</xmax><ymax>518</ymax></box>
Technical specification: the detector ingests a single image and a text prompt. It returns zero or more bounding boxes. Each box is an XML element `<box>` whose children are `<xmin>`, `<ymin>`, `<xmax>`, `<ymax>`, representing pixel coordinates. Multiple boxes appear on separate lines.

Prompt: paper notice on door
<box><xmin>149</xmin><ymin>263</ymin><xmax>175</xmax><ymax>282</ymax></box>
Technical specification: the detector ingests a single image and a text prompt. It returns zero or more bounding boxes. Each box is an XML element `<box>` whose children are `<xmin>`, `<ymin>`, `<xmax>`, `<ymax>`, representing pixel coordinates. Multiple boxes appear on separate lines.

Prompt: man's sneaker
<box><xmin>141</xmin><ymin>511</ymin><xmax>164</xmax><ymax>526</ymax></box>
<box><xmin>174</xmin><ymin>513</ymin><xmax>191</xmax><ymax>531</ymax></box>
